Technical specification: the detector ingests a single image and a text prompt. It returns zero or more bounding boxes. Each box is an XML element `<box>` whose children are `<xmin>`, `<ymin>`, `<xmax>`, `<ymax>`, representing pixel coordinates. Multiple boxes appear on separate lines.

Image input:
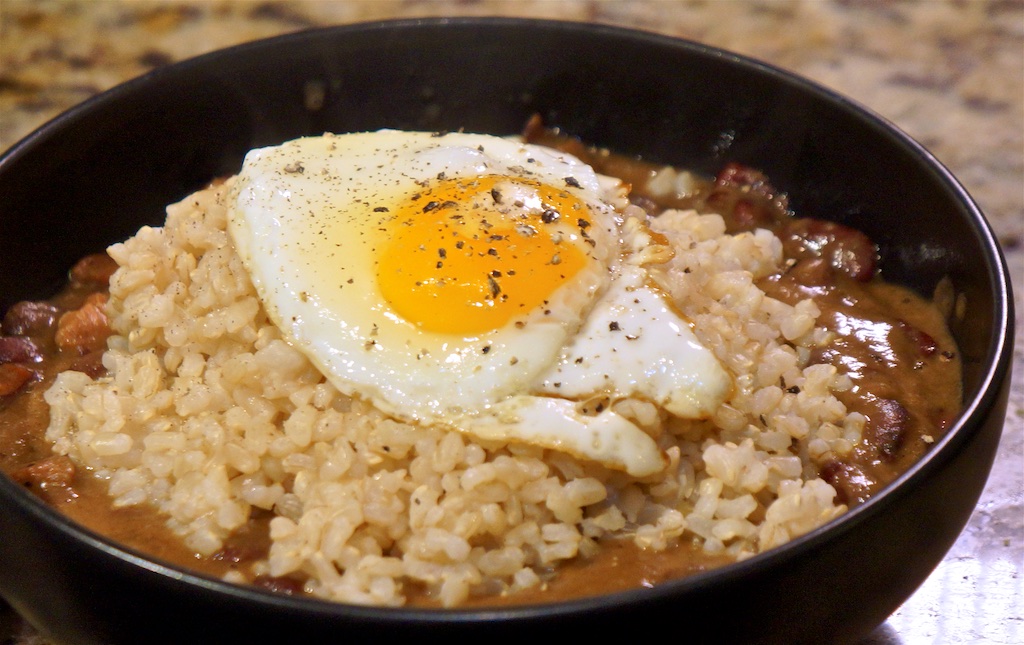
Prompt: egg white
<box><xmin>228</xmin><ymin>130</ymin><xmax>730</xmax><ymax>477</ymax></box>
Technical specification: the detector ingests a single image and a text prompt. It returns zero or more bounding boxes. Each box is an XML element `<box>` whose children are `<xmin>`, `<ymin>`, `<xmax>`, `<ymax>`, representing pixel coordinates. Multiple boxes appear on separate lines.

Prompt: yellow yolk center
<box><xmin>377</xmin><ymin>175</ymin><xmax>592</xmax><ymax>335</ymax></box>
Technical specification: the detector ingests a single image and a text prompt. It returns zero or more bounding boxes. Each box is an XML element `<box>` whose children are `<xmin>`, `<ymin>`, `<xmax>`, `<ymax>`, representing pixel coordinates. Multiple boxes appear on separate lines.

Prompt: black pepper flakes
<box><xmin>564</xmin><ymin>176</ymin><xmax>581</xmax><ymax>188</ymax></box>
<box><xmin>541</xmin><ymin>209</ymin><xmax>559</xmax><ymax>223</ymax></box>
<box><xmin>608</xmin><ymin>321</ymin><xmax>620</xmax><ymax>331</ymax></box>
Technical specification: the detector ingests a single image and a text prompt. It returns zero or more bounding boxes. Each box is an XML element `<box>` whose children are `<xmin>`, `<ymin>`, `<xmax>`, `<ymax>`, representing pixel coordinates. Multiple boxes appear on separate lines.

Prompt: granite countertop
<box><xmin>1</xmin><ymin>1</ymin><xmax>1021</xmax><ymax>644</ymax></box>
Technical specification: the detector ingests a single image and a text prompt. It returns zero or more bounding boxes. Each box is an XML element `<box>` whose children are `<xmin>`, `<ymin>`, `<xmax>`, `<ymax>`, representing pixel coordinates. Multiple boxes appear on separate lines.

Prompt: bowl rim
<box><xmin>0</xmin><ymin>15</ymin><xmax>1015</xmax><ymax>622</ymax></box>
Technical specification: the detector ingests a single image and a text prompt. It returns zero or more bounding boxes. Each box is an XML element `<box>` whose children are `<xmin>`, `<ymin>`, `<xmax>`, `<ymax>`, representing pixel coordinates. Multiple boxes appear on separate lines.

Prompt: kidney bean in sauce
<box><xmin>0</xmin><ymin>252</ymin><xmax>281</xmax><ymax>585</ymax></box>
<box><xmin>0</xmin><ymin>125</ymin><xmax>962</xmax><ymax>604</ymax></box>
<box><xmin>0</xmin><ymin>254</ymin><xmax>116</xmax><ymax>468</ymax></box>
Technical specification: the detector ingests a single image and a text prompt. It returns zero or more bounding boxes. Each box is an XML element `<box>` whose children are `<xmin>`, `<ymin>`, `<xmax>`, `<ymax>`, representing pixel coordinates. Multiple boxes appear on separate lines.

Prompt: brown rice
<box><xmin>44</xmin><ymin>169</ymin><xmax>860</xmax><ymax>607</ymax></box>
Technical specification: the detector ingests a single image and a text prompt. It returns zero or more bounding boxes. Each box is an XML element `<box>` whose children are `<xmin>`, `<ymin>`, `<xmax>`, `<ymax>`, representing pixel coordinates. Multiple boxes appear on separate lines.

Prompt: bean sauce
<box><xmin>0</xmin><ymin>124</ymin><xmax>962</xmax><ymax>605</ymax></box>
<box><xmin>523</xmin><ymin>117</ymin><xmax>961</xmax><ymax>508</ymax></box>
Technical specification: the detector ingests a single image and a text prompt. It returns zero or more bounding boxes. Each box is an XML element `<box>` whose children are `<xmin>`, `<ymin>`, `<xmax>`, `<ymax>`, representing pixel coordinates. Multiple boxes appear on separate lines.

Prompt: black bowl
<box><xmin>0</xmin><ymin>18</ymin><xmax>1013</xmax><ymax>645</ymax></box>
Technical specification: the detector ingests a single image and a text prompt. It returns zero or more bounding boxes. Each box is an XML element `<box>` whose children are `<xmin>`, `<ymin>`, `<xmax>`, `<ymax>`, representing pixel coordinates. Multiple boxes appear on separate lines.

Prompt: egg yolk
<box><xmin>376</xmin><ymin>175</ymin><xmax>593</xmax><ymax>335</ymax></box>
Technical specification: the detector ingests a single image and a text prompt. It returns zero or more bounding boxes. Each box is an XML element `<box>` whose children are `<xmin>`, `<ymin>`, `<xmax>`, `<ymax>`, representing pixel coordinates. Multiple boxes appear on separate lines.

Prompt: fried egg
<box><xmin>227</xmin><ymin>130</ymin><xmax>731</xmax><ymax>476</ymax></box>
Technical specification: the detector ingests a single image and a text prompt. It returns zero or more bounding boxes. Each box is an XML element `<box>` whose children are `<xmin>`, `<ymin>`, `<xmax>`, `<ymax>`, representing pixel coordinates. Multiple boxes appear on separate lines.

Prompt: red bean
<box><xmin>898</xmin><ymin>320</ymin><xmax>938</xmax><ymax>357</ymax></box>
<box><xmin>781</xmin><ymin>218</ymin><xmax>878</xmax><ymax>282</ymax></box>
<box><xmin>0</xmin><ymin>336</ymin><xmax>41</xmax><ymax>364</ymax></box>
<box><xmin>714</xmin><ymin>162</ymin><xmax>778</xmax><ymax>201</ymax></box>
<box><xmin>0</xmin><ymin>363</ymin><xmax>34</xmax><ymax>396</ymax></box>
<box><xmin>69</xmin><ymin>252</ymin><xmax>119</xmax><ymax>285</ymax></box>
<box><xmin>866</xmin><ymin>397</ymin><xmax>910</xmax><ymax>461</ymax></box>
<box><xmin>1</xmin><ymin>301</ymin><xmax>60</xmax><ymax>336</ymax></box>
<box><xmin>69</xmin><ymin>349</ymin><xmax>108</xmax><ymax>379</ymax></box>
<box><xmin>10</xmin><ymin>455</ymin><xmax>76</xmax><ymax>491</ymax></box>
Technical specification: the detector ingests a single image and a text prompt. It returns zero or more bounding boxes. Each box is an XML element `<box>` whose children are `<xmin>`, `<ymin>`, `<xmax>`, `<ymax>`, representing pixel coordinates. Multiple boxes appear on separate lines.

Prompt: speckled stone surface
<box><xmin>0</xmin><ymin>2</ymin><xmax>1021</xmax><ymax>644</ymax></box>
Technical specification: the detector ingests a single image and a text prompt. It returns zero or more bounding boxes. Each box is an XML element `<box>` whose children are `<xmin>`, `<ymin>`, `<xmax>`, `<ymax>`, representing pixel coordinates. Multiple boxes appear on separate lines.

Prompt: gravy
<box><xmin>0</xmin><ymin>133</ymin><xmax>962</xmax><ymax>605</ymax></box>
